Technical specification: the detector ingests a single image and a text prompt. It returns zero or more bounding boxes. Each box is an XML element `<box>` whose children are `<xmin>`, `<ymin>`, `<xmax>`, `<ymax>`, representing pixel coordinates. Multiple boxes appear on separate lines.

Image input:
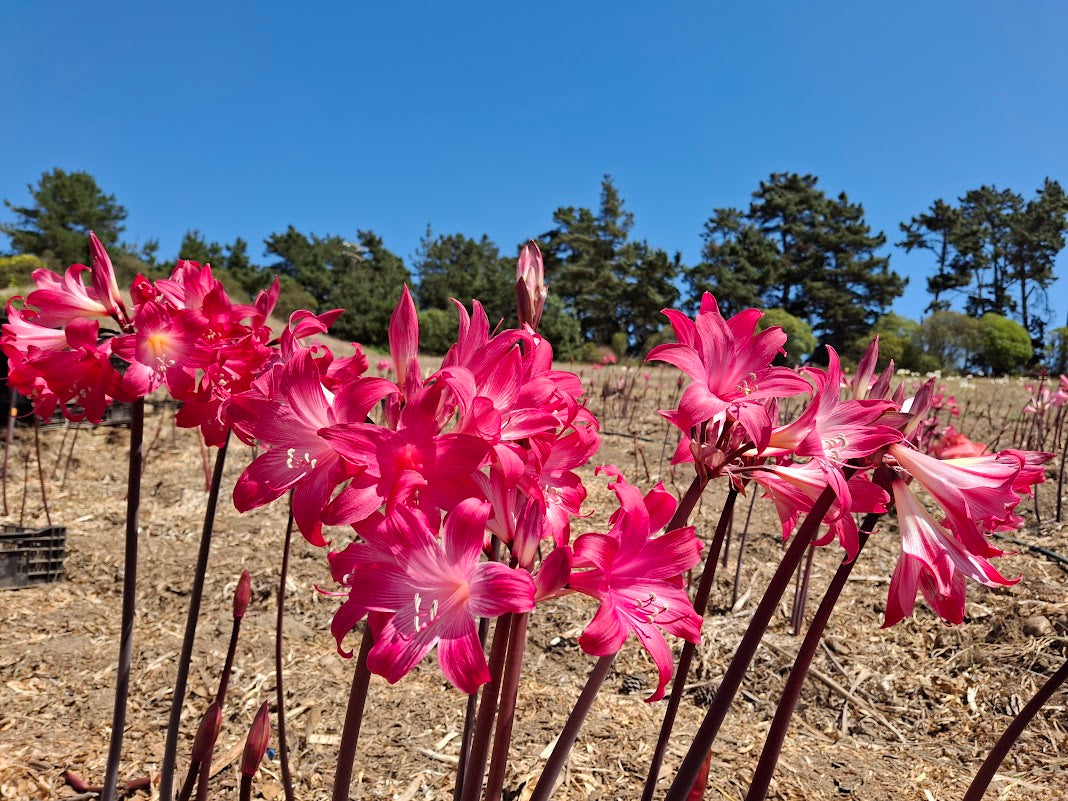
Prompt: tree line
<box><xmin>2</xmin><ymin>168</ymin><xmax>1066</xmax><ymax>372</ymax></box>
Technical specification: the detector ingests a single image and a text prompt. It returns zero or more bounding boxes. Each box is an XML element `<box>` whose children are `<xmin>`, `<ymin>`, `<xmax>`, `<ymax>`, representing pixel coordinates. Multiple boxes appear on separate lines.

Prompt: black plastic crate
<box><xmin>0</xmin><ymin>524</ymin><xmax>66</xmax><ymax>589</ymax></box>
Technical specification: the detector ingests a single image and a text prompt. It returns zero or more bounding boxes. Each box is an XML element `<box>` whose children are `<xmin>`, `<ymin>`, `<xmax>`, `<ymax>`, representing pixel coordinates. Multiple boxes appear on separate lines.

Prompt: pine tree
<box><xmin>541</xmin><ymin>175</ymin><xmax>679</xmax><ymax>351</ymax></box>
<box><xmin>2</xmin><ymin>168</ymin><xmax>127</xmax><ymax>267</ymax></box>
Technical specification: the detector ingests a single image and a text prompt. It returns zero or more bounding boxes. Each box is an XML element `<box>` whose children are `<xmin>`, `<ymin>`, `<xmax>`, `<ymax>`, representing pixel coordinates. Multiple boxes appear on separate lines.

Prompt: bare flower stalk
<box><xmin>664</xmin><ymin>481</ymin><xmax>841</xmax><ymax>801</ymax></box>
<box><xmin>483</xmin><ymin>611</ymin><xmax>530</xmax><ymax>801</ymax></box>
<box><xmin>458</xmin><ymin>614</ymin><xmax>513</xmax><ymax>801</ymax></box>
<box><xmin>640</xmin><ymin>482</ymin><xmax>732</xmax><ymax>801</ymax></box>
<box><xmin>744</xmin><ymin>516</ymin><xmax>880</xmax><ymax>800</ymax></box>
<box><xmin>527</xmin><ymin>654</ymin><xmax>616</xmax><ymax>801</ymax></box>
<box><xmin>332</xmin><ymin>628</ymin><xmax>375</xmax><ymax>801</ymax></box>
<box><xmin>100</xmin><ymin>397</ymin><xmax>145</xmax><ymax>801</ymax></box>
<box><xmin>276</xmin><ymin>497</ymin><xmax>297</xmax><ymax>801</ymax></box>
<box><xmin>963</xmin><ymin>655</ymin><xmax>1068</xmax><ymax>801</ymax></box>
<box><xmin>159</xmin><ymin>431</ymin><xmax>231</xmax><ymax>801</ymax></box>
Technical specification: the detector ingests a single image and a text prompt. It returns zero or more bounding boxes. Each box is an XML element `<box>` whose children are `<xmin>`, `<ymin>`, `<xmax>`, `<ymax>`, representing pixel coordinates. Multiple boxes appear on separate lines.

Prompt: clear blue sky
<box><xmin>2</xmin><ymin>1</ymin><xmax>1066</xmax><ymax>330</ymax></box>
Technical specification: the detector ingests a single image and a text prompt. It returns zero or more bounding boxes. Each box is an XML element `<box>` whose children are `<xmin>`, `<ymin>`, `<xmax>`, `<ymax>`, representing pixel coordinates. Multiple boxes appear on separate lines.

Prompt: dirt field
<box><xmin>0</xmin><ymin>368</ymin><xmax>1065</xmax><ymax>801</ymax></box>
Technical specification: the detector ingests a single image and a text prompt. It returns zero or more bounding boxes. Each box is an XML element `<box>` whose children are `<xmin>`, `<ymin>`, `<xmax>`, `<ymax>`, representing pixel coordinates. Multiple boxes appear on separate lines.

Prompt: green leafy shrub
<box><xmin>977</xmin><ymin>313</ymin><xmax>1032</xmax><ymax>374</ymax></box>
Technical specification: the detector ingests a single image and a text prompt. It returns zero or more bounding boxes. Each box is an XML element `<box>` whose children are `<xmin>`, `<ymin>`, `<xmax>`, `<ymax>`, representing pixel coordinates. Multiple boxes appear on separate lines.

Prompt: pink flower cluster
<box><xmin>228</xmin><ymin>248</ymin><xmax>703</xmax><ymax>699</ymax></box>
<box><xmin>0</xmin><ymin>232</ymin><xmax>356</xmax><ymax>445</ymax></box>
<box><xmin>648</xmin><ymin>294</ymin><xmax>1052</xmax><ymax>628</ymax></box>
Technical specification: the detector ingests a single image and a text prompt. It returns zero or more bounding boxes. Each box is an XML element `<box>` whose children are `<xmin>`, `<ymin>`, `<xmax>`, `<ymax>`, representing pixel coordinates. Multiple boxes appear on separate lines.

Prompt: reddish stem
<box><xmin>100</xmin><ymin>398</ymin><xmax>145</xmax><ymax>801</ymax></box>
<box><xmin>744</xmin><ymin>517</ymin><xmax>878</xmax><ymax>800</ymax></box>
<box><xmin>483</xmin><ymin>611</ymin><xmax>530</xmax><ymax>801</ymax></box>
<box><xmin>640</xmin><ymin>484</ymin><xmax>733</xmax><ymax>801</ymax></box>
<box><xmin>332</xmin><ymin>628</ymin><xmax>375</xmax><ymax>801</ymax></box>
<box><xmin>963</xmin><ymin>656</ymin><xmax>1068</xmax><ymax>801</ymax></box>
<box><xmin>459</xmin><ymin>614</ymin><xmax>513</xmax><ymax>801</ymax></box>
<box><xmin>664</xmin><ymin>481</ymin><xmax>841</xmax><ymax>801</ymax></box>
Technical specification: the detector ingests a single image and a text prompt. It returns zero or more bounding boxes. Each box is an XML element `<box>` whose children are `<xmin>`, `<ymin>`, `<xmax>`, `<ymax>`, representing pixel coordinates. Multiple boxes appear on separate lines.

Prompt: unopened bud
<box><xmin>515</xmin><ymin>240</ymin><xmax>547</xmax><ymax>332</ymax></box>
<box><xmin>240</xmin><ymin>701</ymin><xmax>271</xmax><ymax>778</ymax></box>
<box><xmin>234</xmin><ymin>570</ymin><xmax>251</xmax><ymax>619</ymax></box>
<box><xmin>191</xmin><ymin>702</ymin><xmax>222</xmax><ymax>762</ymax></box>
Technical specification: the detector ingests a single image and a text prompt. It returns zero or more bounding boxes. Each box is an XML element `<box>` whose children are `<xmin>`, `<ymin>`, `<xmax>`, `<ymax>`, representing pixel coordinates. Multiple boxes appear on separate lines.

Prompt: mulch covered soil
<box><xmin>0</xmin><ymin>370</ymin><xmax>1065</xmax><ymax>800</ymax></box>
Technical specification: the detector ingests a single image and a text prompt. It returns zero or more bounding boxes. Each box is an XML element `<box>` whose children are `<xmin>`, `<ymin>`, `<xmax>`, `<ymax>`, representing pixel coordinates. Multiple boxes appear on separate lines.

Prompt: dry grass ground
<box><xmin>0</xmin><ymin>368</ymin><xmax>1065</xmax><ymax>801</ymax></box>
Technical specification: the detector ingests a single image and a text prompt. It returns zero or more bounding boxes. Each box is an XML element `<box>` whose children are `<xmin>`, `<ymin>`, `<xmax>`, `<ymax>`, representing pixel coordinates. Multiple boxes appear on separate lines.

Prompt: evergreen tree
<box><xmin>691</xmin><ymin>173</ymin><xmax>902</xmax><ymax>356</ymax></box>
<box><xmin>415</xmin><ymin>230</ymin><xmax>514</xmax><ymax>326</ymax></box>
<box><xmin>540</xmin><ymin>175</ymin><xmax>679</xmax><ymax>351</ymax></box>
<box><xmin>264</xmin><ymin>225</ymin><xmax>336</xmax><ymax>306</ymax></box>
<box><xmin>1006</xmin><ymin>178</ymin><xmax>1068</xmax><ymax>344</ymax></box>
<box><xmin>687</xmin><ymin>207</ymin><xmax>778</xmax><ymax>316</ymax></box>
<box><xmin>1</xmin><ymin>168</ymin><xmax>127</xmax><ymax>267</ymax></box>
<box><xmin>327</xmin><ymin>230</ymin><xmax>411</xmax><ymax>347</ymax></box>
<box><xmin>748</xmin><ymin>173</ymin><xmax>827</xmax><ymax>317</ymax></box>
<box><xmin>954</xmin><ymin>186</ymin><xmax>1021</xmax><ymax>319</ymax></box>
<box><xmin>898</xmin><ymin>199</ymin><xmax>966</xmax><ymax>313</ymax></box>
<box><xmin>178</xmin><ymin>229</ymin><xmax>225</xmax><ymax>266</ymax></box>
<box><xmin>904</xmin><ymin>181</ymin><xmax>1068</xmax><ymax>357</ymax></box>
<box><xmin>809</xmin><ymin>192</ymin><xmax>903</xmax><ymax>355</ymax></box>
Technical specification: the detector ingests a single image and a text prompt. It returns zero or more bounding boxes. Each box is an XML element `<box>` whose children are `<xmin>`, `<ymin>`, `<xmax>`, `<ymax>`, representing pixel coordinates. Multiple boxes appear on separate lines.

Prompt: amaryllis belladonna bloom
<box><xmin>567</xmin><ymin>468</ymin><xmax>704</xmax><ymax>701</ymax></box>
<box><xmin>328</xmin><ymin>499</ymin><xmax>536</xmax><ymax>693</ymax></box>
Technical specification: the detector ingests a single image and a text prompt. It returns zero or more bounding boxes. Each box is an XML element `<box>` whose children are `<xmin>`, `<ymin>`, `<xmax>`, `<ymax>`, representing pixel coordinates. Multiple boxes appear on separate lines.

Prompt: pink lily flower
<box><xmin>887</xmin><ymin>443</ymin><xmax>1025</xmax><ymax>558</ymax></box>
<box><xmin>327</xmin><ymin>499</ymin><xmax>536</xmax><ymax>693</ymax></box>
<box><xmin>321</xmin><ymin>378</ymin><xmax>490</xmax><ymax>527</ymax></box>
<box><xmin>29</xmin><ymin>318</ymin><xmax>129</xmax><ymax>422</ymax></box>
<box><xmin>747</xmin><ymin>461</ymin><xmax>889</xmax><ymax>560</ymax></box>
<box><xmin>567</xmin><ymin>468</ymin><xmax>703</xmax><ymax>702</ymax></box>
<box><xmin>648</xmin><ymin>293</ymin><xmax>811</xmax><ymax>450</ymax></box>
<box><xmin>765</xmin><ymin>346</ymin><xmax>903</xmax><ymax>466</ymax></box>
<box><xmin>229</xmin><ymin>349</ymin><xmax>397</xmax><ymax>545</ymax></box>
<box><xmin>515</xmin><ymin>240</ymin><xmax>547</xmax><ymax>332</ymax></box>
<box><xmin>884</xmin><ymin>478</ymin><xmax>1018</xmax><ymax>626</ymax></box>
<box><xmin>87</xmin><ymin>231</ymin><xmax>129</xmax><ymax>323</ymax></box>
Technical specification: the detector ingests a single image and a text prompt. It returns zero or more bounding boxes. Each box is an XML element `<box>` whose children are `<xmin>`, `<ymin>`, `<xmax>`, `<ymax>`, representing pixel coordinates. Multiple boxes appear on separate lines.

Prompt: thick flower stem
<box><xmin>744</xmin><ymin>516</ymin><xmax>879</xmax><ymax>801</ymax></box>
<box><xmin>100</xmin><ymin>398</ymin><xmax>145</xmax><ymax>801</ymax></box>
<box><xmin>664</xmin><ymin>481</ymin><xmax>840</xmax><ymax>801</ymax></box>
<box><xmin>459</xmin><ymin>614</ymin><xmax>513</xmax><ymax>801</ymax></box>
<box><xmin>332</xmin><ymin>629</ymin><xmax>375</xmax><ymax>801</ymax></box>
<box><xmin>159</xmin><ymin>431</ymin><xmax>230</xmax><ymax>801</ymax></box>
<box><xmin>32</xmin><ymin>418</ymin><xmax>51</xmax><ymax>525</ymax></box>
<box><xmin>276</xmin><ymin>499</ymin><xmax>297</xmax><ymax>801</ymax></box>
<box><xmin>483</xmin><ymin>611</ymin><xmax>531</xmax><ymax>801</ymax></box>
<box><xmin>640</xmin><ymin>484</ymin><xmax>732</xmax><ymax>801</ymax></box>
<box><xmin>2</xmin><ymin>389</ymin><xmax>17</xmax><ymax>516</ymax></box>
<box><xmin>528</xmin><ymin>654</ymin><xmax>616</xmax><ymax>801</ymax></box>
<box><xmin>962</xmin><ymin>655</ymin><xmax>1068</xmax><ymax>801</ymax></box>
<box><xmin>452</xmin><ymin>537</ymin><xmax>502</xmax><ymax>801</ymax></box>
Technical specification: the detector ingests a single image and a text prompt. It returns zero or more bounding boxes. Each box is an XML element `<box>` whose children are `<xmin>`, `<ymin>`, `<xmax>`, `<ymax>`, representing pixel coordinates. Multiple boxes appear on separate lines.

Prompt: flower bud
<box><xmin>240</xmin><ymin>701</ymin><xmax>271</xmax><ymax>778</ymax></box>
<box><xmin>191</xmin><ymin>702</ymin><xmax>222</xmax><ymax>762</ymax></box>
<box><xmin>515</xmin><ymin>240</ymin><xmax>547</xmax><ymax>332</ymax></box>
<box><xmin>88</xmin><ymin>231</ymin><xmax>127</xmax><ymax>321</ymax></box>
<box><xmin>234</xmin><ymin>569</ymin><xmax>251</xmax><ymax>620</ymax></box>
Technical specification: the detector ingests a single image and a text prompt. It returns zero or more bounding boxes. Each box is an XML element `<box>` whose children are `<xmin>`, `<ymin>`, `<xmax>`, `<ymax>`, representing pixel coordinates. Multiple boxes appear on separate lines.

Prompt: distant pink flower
<box><xmin>567</xmin><ymin>468</ymin><xmax>703</xmax><ymax>701</ymax></box>
<box><xmin>929</xmin><ymin>428</ymin><xmax>988</xmax><ymax>459</ymax></box>
<box><xmin>327</xmin><ymin>499</ymin><xmax>536</xmax><ymax>693</ymax></box>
